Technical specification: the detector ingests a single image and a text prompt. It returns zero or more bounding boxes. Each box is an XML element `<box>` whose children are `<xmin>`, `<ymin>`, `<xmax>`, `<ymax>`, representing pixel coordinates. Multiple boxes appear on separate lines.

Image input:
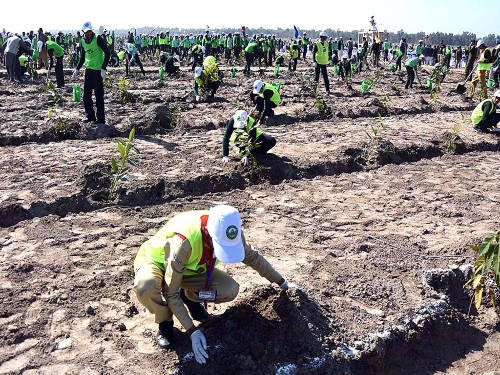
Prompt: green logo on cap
<box><xmin>226</xmin><ymin>225</ymin><xmax>238</xmax><ymax>240</ymax></box>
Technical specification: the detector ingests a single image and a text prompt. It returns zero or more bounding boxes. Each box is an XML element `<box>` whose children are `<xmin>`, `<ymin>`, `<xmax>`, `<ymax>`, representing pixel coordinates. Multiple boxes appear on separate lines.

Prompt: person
<box><xmin>467</xmin><ymin>40</ymin><xmax>492</xmax><ymax>101</ymax></box>
<box><xmin>389</xmin><ymin>47</ymin><xmax>403</xmax><ymax>71</ymax></box>
<box><xmin>191</xmin><ymin>44</ymin><xmax>204</xmax><ymax>71</ymax></box>
<box><xmin>72</xmin><ymin>21</ymin><xmax>110</xmax><ymax>125</ymax></box>
<box><xmin>125</xmin><ymin>42</ymin><xmax>146</xmax><ymax>76</ymax></box>
<box><xmin>164</xmin><ymin>54</ymin><xmax>180</xmax><ymax>76</ymax></box>
<box><xmin>222</xmin><ymin>110</ymin><xmax>276</xmax><ymax>165</ymax></box>
<box><xmin>46</xmin><ymin>40</ymin><xmax>65</xmax><ymax>87</ymax></box>
<box><xmin>464</xmin><ymin>40</ymin><xmax>477</xmax><ymax>82</ymax></box>
<box><xmin>36</xmin><ymin>27</ymin><xmax>49</xmax><ymax>69</ymax></box>
<box><xmin>339</xmin><ymin>53</ymin><xmax>352</xmax><ymax>82</ymax></box>
<box><xmin>404</xmin><ymin>55</ymin><xmax>425</xmax><ymax>89</ymax></box>
<box><xmin>471</xmin><ymin>90</ymin><xmax>500</xmax><ymax>133</ymax></box>
<box><xmin>193</xmin><ymin>66</ymin><xmax>220</xmax><ymax>102</ymax></box>
<box><xmin>250</xmin><ymin>79</ymin><xmax>281</xmax><ymax>124</ymax></box>
<box><xmin>243</xmin><ymin>39</ymin><xmax>260</xmax><ymax>75</ymax></box>
<box><xmin>492</xmin><ymin>43</ymin><xmax>500</xmax><ymax>89</ymax></box>
<box><xmin>288</xmin><ymin>40</ymin><xmax>299</xmax><ymax>71</ymax></box>
<box><xmin>312</xmin><ymin>31</ymin><xmax>331</xmax><ymax>95</ymax></box>
<box><xmin>133</xmin><ymin>205</ymin><xmax>298</xmax><ymax>363</ymax></box>
<box><xmin>3</xmin><ymin>33</ymin><xmax>33</xmax><ymax>83</ymax></box>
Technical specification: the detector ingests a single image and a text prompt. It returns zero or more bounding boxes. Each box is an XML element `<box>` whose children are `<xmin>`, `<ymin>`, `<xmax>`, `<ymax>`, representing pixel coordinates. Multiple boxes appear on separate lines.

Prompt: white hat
<box><xmin>319</xmin><ymin>31</ymin><xmax>328</xmax><ymax>38</ymax></box>
<box><xmin>82</xmin><ymin>21</ymin><xmax>93</xmax><ymax>32</ymax></box>
<box><xmin>206</xmin><ymin>205</ymin><xmax>245</xmax><ymax>263</ymax></box>
<box><xmin>174</xmin><ymin>55</ymin><xmax>180</xmax><ymax>62</ymax></box>
<box><xmin>419</xmin><ymin>54</ymin><xmax>425</xmax><ymax>59</ymax></box>
<box><xmin>194</xmin><ymin>67</ymin><xmax>203</xmax><ymax>77</ymax></box>
<box><xmin>253</xmin><ymin>80</ymin><xmax>264</xmax><ymax>94</ymax></box>
<box><xmin>233</xmin><ymin>110</ymin><xmax>248</xmax><ymax>128</ymax></box>
<box><xmin>477</xmin><ymin>39</ymin><xmax>485</xmax><ymax>46</ymax></box>
<box><xmin>494</xmin><ymin>90</ymin><xmax>500</xmax><ymax>98</ymax></box>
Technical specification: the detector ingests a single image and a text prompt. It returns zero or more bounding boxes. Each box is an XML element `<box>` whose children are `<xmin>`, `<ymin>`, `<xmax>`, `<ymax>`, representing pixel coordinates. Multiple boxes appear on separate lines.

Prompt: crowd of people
<box><xmin>2</xmin><ymin>19</ymin><xmax>500</xmax><ymax>364</ymax></box>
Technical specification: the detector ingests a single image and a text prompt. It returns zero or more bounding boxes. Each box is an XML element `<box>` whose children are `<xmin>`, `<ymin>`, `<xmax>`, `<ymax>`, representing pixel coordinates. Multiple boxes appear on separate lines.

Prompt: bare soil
<box><xmin>1</xmin><ymin>56</ymin><xmax>499</xmax><ymax>375</ymax></box>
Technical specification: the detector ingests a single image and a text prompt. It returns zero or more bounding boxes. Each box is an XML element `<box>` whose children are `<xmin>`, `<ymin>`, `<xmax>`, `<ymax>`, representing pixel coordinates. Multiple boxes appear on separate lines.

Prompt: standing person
<box><xmin>3</xmin><ymin>34</ymin><xmax>33</xmax><ymax>83</ymax></box>
<box><xmin>471</xmin><ymin>90</ymin><xmax>500</xmax><ymax>132</ymax></box>
<box><xmin>383</xmin><ymin>38</ymin><xmax>390</xmax><ymax>61</ymax></box>
<box><xmin>133</xmin><ymin>205</ymin><xmax>298</xmax><ymax>363</ymax></box>
<box><xmin>301</xmin><ymin>32</ymin><xmax>309</xmax><ymax>60</ymax></box>
<box><xmin>288</xmin><ymin>40</ymin><xmax>299</xmax><ymax>71</ymax></box>
<box><xmin>46</xmin><ymin>40</ymin><xmax>65</xmax><ymax>87</ymax></box>
<box><xmin>389</xmin><ymin>47</ymin><xmax>403</xmax><ymax>71</ymax></box>
<box><xmin>72</xmin><ymin>21</ymin><xmax>110</xmax><ymax>125</ymax></box>
<box><xmin>36</xmin><ymin>28</ymin><xmax>49</xmax><ymax>70</ymax></box>
<box><xmin>313</xmin><ymin>31</ymin><xmax>331</xmax><ymax>95</ymax></box>
<box><xmin>221</xmin><ymin>110</ymin><xmax>276</xmax><ymax>165</ymax></box>
<box><xmin>491</xmin><ymin>43</ymin><xmax>500</xmax><ymax>89</ymax></box>
<box><xmin>400</xmin><ymin>37</ymin><xmax>408</xmax><ymax>59</ymax></box>
<box><xmin>125</xmin><ymin>42</ymin><xmax>146</xmax><ymax>76</ymax></box>
<box><xmin>455</xmin><ymin>46</ymin><xmax>463</xmax><ymax>68</ymax></box>
<box><xmin>404</xmin><ymin>55</ymin><xmax>425</xmax><ymax>89</ymax></box>
<box><xmin>372</xmin><ymin>38</ymin><xmax>381</xmax><ymax>67</ymax></box>
<box><xmin>467</xmin><ymin>39</ymin><xmax>492</xmax><ymax>101</ymax></box>
<box><xmin>464</xmin><ymin>40</ymin><xmax>477</xmax><ymax>82</ymax></box>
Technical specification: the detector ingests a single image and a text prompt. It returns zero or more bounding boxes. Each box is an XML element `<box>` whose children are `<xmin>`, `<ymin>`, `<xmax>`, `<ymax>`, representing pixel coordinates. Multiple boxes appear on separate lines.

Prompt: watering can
<box><xmin>159</xmin><ymin>66</ymin><xmax>164</xmax><ymax>78</ymax></box>
<box><xmin>333</xmin><ymin>65</ymin><xmax>339</xmax><ymax>75</ymax></box>
<box><xmin>427</xmin><ymin>78</ymin><xmax>433</xmax><ymax>88</ymax></box>
<box><xmin>72</xmin><ymin>85</ymin><xmax>81</xmax><ymax>102</ymax></box>
<box><xmin>361</xmin><ymin>80</ymin><xmax>371</xmax><ymax>92</ymax></box>
<box><xmin>230</xmin><ymin>67</ymin><xmax>236</xmax><ymax>77</ymax></box>
<box><xmin>390</xmin><ymin>64</ymin><xmax>396</xmax><ymax>72</ymax></box>
<box><xmin>486</xmin><ymin>79</ymin><xmax>495</xmax><ymax>88</ymax></box>
<box><xmin>273</xmin><ymin>65</ymin><xmax>279</xmax><ymax>76</ymax></box>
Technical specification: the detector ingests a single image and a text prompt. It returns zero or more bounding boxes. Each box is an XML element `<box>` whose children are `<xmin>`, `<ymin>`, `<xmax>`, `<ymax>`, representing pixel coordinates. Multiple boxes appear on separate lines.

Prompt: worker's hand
<box><xmin>222</xmin><ymin>156</ymin><xmax>229</xmax><ymax>163</ymax></box>
<box><xmin>241</xmin><ymin>156</ymin><xmax>249</xmax><ymax>166</ymax></box>
<box><xmin>195</xmin><ymin>95</ymin><xmax>200</xmax><ymax>102</ymax></box>
<box><xmin>314</xmin><ymin>62</ymin><xmax>317</xmax><ymax>68</ymax></box>
<box><xmin>101</xmin><ymin>69</ymin><xmax>106</xmax><ymax>79</ymax></box>
<box><xmin>190</xmin><ymin>330</ymin><xmax>208</xmax><ymax>364</ymax></box>
<box><xmin>280</xmin><ymin>279</ymin><xmax>302</xmax><ymax>290</ymax></box>
<box><xmin>71</xmin><ymin>69</ymin><xmax>79</xmax><ymax>79</ymax></box>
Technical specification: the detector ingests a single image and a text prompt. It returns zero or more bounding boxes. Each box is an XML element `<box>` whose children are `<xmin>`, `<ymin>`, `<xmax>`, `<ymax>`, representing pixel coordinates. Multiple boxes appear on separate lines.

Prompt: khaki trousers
<box><xmin>133</xmin><ymin>262</ymin><xmax>239</xmax><ymax>324</ymax></box>
<box><xmin>469</xmin><ymin>70</ymin><xmax>488</xmax><ymax>100</ymax></box>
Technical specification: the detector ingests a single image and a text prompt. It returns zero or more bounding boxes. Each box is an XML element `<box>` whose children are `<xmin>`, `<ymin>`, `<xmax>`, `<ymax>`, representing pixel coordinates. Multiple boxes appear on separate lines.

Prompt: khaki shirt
<box><xmin>163</xmin><ymin>233</ymin><xmax>283</xmax><ymax>332</ymax></box>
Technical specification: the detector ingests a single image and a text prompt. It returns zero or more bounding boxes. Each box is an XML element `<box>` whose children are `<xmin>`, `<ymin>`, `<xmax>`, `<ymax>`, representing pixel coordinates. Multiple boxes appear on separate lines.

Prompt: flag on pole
<box><xmin>293</xmin><ymin>25</ymin><xmax>299</xmax><ymax>39</ymax></box>
<box><xmin>149</xmin><ymin>27</ymin><xmax>156</xmax><ymax>35</ymax></box>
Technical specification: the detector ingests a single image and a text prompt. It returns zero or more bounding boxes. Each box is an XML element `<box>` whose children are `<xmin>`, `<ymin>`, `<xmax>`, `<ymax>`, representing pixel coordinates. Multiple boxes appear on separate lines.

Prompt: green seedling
<box><xmin>465</xmin><ymin>231</ymin><xmax>500</xmax><ymax>312</ymax></box>
<box><xmin>102</xmin><ymin>128</ymin><xmax>140</xmax><ymax>202</ymax></box>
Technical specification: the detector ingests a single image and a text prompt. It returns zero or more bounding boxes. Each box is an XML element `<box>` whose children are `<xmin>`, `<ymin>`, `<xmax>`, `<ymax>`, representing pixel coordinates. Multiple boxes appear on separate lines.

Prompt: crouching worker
<box><xmin>193</xmin><ymin>66</ymin><xmax>220</xmax><ymax>102</ymax></box>
<box><xmin>164</xmin><ymin>54</ymin><xmax>180</xmax><ymax>76</ymax></box>
<box><xmin>250</xmin><ymin>79</ymin><xmax>281</xmax><ymax>123</ymax></box>
<box><xmin>133</xmin><ymin>205</ymin><xmax>299</xmax><ymax>364</ymax></box>
<box><xmin>471</xmin><ymin>90</ymin><xmax>500</xmax><ymax>133</ymax></box>
<box><xmin>222</xmin><ymin>110</ymin><xmax>276</xmax><ymax>166</ymax></box>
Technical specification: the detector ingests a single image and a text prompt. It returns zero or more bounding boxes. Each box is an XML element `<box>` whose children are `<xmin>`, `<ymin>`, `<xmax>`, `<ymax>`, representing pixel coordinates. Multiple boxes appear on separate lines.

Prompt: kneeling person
<box><xmin>133</xmin><ymin>205</ymin><xmax>296</xmax><ymax>364</ymax></box>
<box><xmin>250</xmin><ymin>79</ymin><xmax>281</xmax><ymax>123</ymax></box>
<box><xmin>471</xmin><ymin>90</ymin><xmax>500</xmax><ymax>132</ymax></box>
<box><xmin>222</xmin><ymin>110</ymin><xmax>276</xmax><ymax>165</ymax></box>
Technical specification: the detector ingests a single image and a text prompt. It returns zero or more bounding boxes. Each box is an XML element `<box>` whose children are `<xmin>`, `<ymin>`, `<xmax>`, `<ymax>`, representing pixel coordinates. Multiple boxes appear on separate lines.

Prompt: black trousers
<box><xmin>83</xmin><ymin>69</ymin><xmax>105</xmax><ymax>123</ymax></box>
<box><xmin>126</xmin><ymin>53</ymin><xmax>145</xmax><ymax>76</ymax></box>
<box><xmin>476</xmin><ymin>113</ymin><xmax>500</xmax><ymax>130</ymax></box>
<box><xmin>55</xmin><ymin>56</ymin><xmax>64</xmax><ymax>87</ymax></box>
<box><xmin>244</xmin><ymin>52</ymin><xmax>253</xmax><ymax>74</ymax></box>
<box><xmin>405</xmin><ymin>66</ymin><xmax>415</xmax><ymax>88</ymax></box>
<box><xmin>314</xmin><ymin>64</ymin><xmax>330</xmax><ymax>92</ymax></box>
<box><xmin>252</xmin><ymin>133</ymin><xmax>276</xmax><ymax>154</ymax></box>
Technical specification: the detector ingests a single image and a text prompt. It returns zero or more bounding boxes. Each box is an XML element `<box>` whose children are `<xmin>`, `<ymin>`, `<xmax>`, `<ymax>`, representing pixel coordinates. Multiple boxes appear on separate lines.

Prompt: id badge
<box><xmin>197</xmin><ymin>289</ymin><xmax>217</xmax><ymax>302</ymax></box>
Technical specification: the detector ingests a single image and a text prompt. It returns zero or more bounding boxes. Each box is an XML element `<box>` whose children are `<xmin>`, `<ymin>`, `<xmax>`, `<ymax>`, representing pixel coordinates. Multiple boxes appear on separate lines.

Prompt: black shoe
<box><xmin>473</xmin><ymin>126</ymin><xmax>485</xmax><ymax>133</ymax></box>
<box><xmin>180</xmin><ymin>289</ymin><xmax>209</xmax><ymax>321</ymax></box>
<box><xmin>156</xmin><ymin>320</ymin><xmax>174</xmax><ymax>349</ymax></box>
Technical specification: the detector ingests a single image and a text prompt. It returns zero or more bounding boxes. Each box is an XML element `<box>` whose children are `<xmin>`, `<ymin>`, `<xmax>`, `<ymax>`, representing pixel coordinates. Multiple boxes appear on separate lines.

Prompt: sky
<box><xmin>3</xmin><ymin>0</ymin><xmax>499</xmax><ymax>38</ymax></box>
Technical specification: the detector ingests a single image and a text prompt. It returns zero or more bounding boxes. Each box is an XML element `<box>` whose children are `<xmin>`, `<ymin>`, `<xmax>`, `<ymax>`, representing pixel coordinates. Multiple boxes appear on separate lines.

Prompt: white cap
<box><xmin>206</xmin><ymin>205</ymin><xmax>245</xmax><ymax>263</ymax></box>
<box><xmin>319</xmin><ymin>31</ymin><xmax>328</xmax><ymax>38</ymax></box>
<box><xmin>233</xmin><ymin>110</ymin><xmax>248</xmax><ymax>128</ymax></box>
<box><xmin>253</xmin><ymin>80</ymin><xmax>264</xmax><ymax>94</ymax></box>
<box><xmin>477</xmin><ymin>39</ymin><xmax>485</xmax><ymax>46</ymax></box>
<box><xmin>494</xmin><ymin>90</ymin><xmax>500</xmax><ymax>98</ymax></box>
<box><xmin>419</xmin><ymin>54</ymin><xmax>425</xmax><ymax>59</ymax></box>
<box><xmin>201</xmin><ymin>46</ymin><xmax>206</xmax><ymax>53</ymax></box>
<box><xmin>174</xmin><ymin>55</ymin><xmax>180</xmax><ymax>62</ymax></box>
<box><xmin>194</xmin><ymin>67</ymin><xmax>203</xmax><ymax>77</ymax></box>
<box><xmin>82</xmin><ymin>21</ymin><xmax>93</xmax><ymax>32</ymax></box>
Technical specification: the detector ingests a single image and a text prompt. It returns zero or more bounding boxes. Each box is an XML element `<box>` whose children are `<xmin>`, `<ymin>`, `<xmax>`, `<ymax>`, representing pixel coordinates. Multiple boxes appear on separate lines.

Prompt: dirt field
<box><xmin>1</xmin><ymin>54</ymin><xmax>500</xmax><ymax>375</ymax></box>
